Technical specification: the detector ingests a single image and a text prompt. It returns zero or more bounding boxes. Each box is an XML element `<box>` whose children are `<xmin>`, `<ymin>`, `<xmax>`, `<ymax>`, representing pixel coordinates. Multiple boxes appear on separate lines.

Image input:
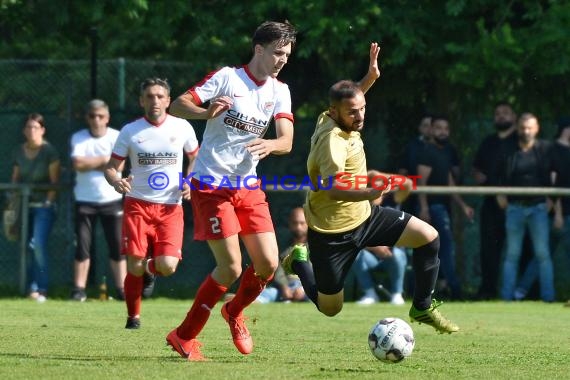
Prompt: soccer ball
<box><xmin>368</xmin><ymin>317</ymin><xmax>415</xmax><ymax>363</ymax></box>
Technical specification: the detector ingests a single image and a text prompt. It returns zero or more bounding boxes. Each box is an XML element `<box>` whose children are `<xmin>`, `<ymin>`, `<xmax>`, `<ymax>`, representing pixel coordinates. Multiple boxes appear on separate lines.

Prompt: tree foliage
<box><xmin>1</xmin><ymin>0</ymin><xmax>569</xmax><ymax>136</ymax></box>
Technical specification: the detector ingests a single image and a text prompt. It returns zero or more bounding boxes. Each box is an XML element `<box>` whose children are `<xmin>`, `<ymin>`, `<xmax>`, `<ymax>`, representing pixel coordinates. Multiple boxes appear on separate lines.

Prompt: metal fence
<box><xmin>2</xmin><ymin>183</ymin><xmax>570</xmax><ymax>300</ymax></box>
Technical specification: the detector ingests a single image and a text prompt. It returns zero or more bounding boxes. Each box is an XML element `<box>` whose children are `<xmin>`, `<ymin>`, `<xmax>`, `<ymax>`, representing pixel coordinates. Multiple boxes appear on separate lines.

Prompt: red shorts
<box><xmin>122</xmin><ymin>197</ymin><xmax>184</xmax><ymax>259</ymax></box>
<box><xmin>190</xmin><ymin>178</ymin><xmax>275</xmax><ymax>241</ymax></box>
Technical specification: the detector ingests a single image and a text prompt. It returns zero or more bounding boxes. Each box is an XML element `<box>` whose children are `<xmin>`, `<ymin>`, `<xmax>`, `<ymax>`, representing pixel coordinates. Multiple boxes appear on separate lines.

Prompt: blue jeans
<box><xmin>429</xmin><ymin>203</ymin><xmax>461</xmax><ymax>298</ymax></box>
<box><xmin>27</xmin><ymin>206</ymin><xmax>56</xmax><ymax>294</ymax></box>
<box><xmin>353</xmin><ymin>247</ymin><xmax>407</xmax><ymax>298</ymax></box>
<box><xmin>256</xmin><ymin>287</ymin><xmax>279</xmax><ymax>303</ymax></box>
<box><xmin>552</xmin><ymin>214</ymin><xmax>570</xmax><ymax>259</ymax></box>
<box><xmin>518</xmin><ymin>214</ymin><xmax>570</xmax><ymax>296</ymax></box>
<box><xmin>501</xmin><ymin>203</ymin><xmax>554</xmax><ymax>301</ymax></box>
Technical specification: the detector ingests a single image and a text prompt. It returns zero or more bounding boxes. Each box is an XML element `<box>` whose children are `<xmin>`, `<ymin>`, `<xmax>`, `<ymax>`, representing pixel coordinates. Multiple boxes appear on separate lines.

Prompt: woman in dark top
<box><xmin>11</xmin><ymin>113</ymin><xmax>60</xmax><ymax>302</ymax></box>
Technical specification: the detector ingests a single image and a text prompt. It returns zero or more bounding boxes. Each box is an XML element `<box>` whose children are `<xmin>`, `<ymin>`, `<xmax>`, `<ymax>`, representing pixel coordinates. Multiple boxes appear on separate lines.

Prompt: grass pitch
<box><xmin>0</xmin><ymin>298</ymin><xmax>568</xmax><ymax>379</ymax></box>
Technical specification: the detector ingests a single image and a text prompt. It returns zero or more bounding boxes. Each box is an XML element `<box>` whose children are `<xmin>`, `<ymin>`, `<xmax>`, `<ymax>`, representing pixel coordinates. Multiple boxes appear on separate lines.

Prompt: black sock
<box><xmin>412</xmin><ymin>236</ymin><xmax>440</xmax><ymax>310</ymax></box>
<box><xmin>292</xmin><ymin>260</ymin><xmax>319</xmax><ymax>306</ymax></box>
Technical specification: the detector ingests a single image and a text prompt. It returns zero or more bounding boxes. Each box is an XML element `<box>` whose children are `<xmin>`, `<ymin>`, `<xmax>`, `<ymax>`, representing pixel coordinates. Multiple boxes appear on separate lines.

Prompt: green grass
<box><xmin>0</xmin><ymin>299</ymin><xmax>569</xmax><ymax>380</ymax></box>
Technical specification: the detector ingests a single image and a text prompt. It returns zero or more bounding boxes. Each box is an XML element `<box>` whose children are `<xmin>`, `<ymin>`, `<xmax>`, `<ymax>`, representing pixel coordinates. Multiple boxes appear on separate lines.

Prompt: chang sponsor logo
<box><xmin>138</xmin><ymin>152</ymin><xmax>178</xmax><ymax>166</ymax></box>
<box><xmin>223</xmin><ymin>109</ymin><xmax>269</xmax><ymax>136</ymax></box>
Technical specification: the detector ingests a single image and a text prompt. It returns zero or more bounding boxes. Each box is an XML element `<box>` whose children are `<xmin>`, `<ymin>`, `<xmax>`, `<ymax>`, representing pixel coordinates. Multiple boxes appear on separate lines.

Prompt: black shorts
<box><xmin>307</xmin><ymin>205</ymin><xmax>411</xmax><ymax>295</ymax></box>
<box><xmin>75</xmin><ymin>200</ymin><xmax>124</xmax><ymax>261</ymax></box>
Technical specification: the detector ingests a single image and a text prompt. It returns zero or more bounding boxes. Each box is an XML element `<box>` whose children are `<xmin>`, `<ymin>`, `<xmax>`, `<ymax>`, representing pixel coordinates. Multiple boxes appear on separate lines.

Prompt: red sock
<box><xmin>227</xmin><ymin>266</ymin><xmax>272</xmax><ymax>317</ymax></box>
<box><xmin>124</xmin><ymin>272</ymin><xmax>143</xmax><ymax>318</ymax></box>
<box><xmin>177</xmin><ymin>274</ymin><xmax>227</xmax><ymax>340</ymax></box>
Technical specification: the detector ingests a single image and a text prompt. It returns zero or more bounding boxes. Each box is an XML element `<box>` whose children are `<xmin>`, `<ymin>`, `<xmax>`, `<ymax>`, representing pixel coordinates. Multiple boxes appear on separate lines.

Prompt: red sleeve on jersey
<box><xmin>111</xmin><ymin>153</ymin><xmax>126</xmax><ymax>161</ymax></box>
<box><xmin>188</xmin><ymin>68</ymin><xmax>223</xmax><ymax>106</ymax></box>
<box><xmin>186</xmin><ymin>146</ymin><xmax>200</xmax><ymax>157</ymax></box>
<box><xmin>275</xmin><ymin>112</ymin><xmax>294</xmax><ymax>123</ymax></box>
<box><xmin>187</xmin><ymin>90</ymin><xmax>203</xmax><ymax>106</ymax></box>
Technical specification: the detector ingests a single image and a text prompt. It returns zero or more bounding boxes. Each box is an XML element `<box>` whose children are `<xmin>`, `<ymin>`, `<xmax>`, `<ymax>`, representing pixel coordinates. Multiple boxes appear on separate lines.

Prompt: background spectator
<box><xmin>70</xmin><ymin>99</ymin><xmax>126</xmax><ymax>301</ymax></box>
<box><xmin>398</xmin><ymin>114</ymin><xmax>432</xmax><ymax>216</ymax></box>
<box><xmin>551</xmin><ymin>117</ymin><xmax>570</xmax><ymax>305</ymax></box>
<box><xmin>417</xmin><ymin>115</ymin><xmax>474</xmax><ymax>300</ymax></box>
<box><xmin>256</xmin><ymin>207</ymin><xmax>307</xmax><ymax>303</ymax></box>
<box><xmin>472</xmin><ymin>102</ymin><xmax>518</xmax><ymax>299</ymax></box>
<box><xmin>354</xmin><ymin>245</ymin><xmax>407</xmax><ymax>305</ymax></box>
<box><xmin>497</xmin><ymin>113</ymin><xmax>555</xmax><ymax>302</ymax></box>
<box><xmin>11</xmin><ymin>113</ymin><xmax>60</xmax><ymax>302</ymax></box>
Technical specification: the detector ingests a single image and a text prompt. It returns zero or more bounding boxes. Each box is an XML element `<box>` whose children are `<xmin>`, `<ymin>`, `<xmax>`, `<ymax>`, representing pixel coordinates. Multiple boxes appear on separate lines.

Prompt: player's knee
<box><xmin>319</xmin><ymin>303</ymin><xmax>343</xmax><ymax>317</ymax></box>
<box><xmin>215</xmin><ymin>264</ymin><xmax>242</xmax><ymax>285</ymax></box>
<box><xmin>127</xmin><ymin>259</ymin><xmax>145</xmax><ymax>276</ymax></box>
<box><xmin>157</xmin><ymin>265</ymin><xmax>176</xmax><ymax>277</ymax></box>
<box><xmin>155</xmin><ymin>258</ymin><xmax>179</xmax><ymax>277</ymax></box>
<box><xmin>254</xmin><ymin>261</ymin><xmax>278</xmax><ymax>280</ymax></box>
<box><xmin>228</xmin><ymin>264</ymin><xmax>243</xmax><ymax>279</ymax></box>
<box><xmin>421</xmin><ymin>223</ymin><xmax>439</xmax><ymax>245</ymax></box>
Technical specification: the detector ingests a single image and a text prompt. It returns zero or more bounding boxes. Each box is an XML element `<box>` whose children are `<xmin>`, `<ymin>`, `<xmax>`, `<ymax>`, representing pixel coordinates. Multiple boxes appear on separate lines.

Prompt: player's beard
<box><xmin>291</xmin><ymin>231</ymin><xmax>306</xmax><ymax>241</ymax></box>
<box><xmin>494</xmin><ymin>121</ymin><xmax>513</xmax><ymax>131</ymax></box>
<box><xmin>518</xmin><ymin>134</ymin><xmax>535</xmax><ymax>145</ymax></box>
<box><xmin>433</xmin><ymin>136</ymin><xmax>448</xmax><ymax>145</ymax></box>
<box><xmin>340</xmin><ymin>121</ymin><xmax>363</xmax><ymax>132</ymax></box>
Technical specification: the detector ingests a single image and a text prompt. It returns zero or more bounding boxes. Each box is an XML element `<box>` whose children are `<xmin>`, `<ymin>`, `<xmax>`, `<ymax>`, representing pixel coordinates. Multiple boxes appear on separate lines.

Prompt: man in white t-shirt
<box><xmin>70</xmin><ymin>99</ymin><xmax>125</xmax><ymax>302</ymax></box>
<box><xmin>165</xmin><ymin>21</ymin><xmax>297</xmax><ymax>361</ymax></box>
<box><xmin>104</xmin><ymin>78</ymin><xmax>199</xmax><ymax>329</ymax></box>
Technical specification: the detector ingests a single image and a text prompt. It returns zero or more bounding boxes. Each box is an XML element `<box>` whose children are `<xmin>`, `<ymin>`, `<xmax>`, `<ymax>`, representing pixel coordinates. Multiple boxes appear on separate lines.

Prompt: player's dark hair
<box><xmin>26</xmin><ymin>113</ymin><xmax>45</xmax><ymax>128</ymax></box>
<box><xmin>140</xmin><ymin>77</ymin><xmax>170</xmax><ymax>95</ymax></box>
<box><xmin>494</xmin><ymin>100</ymin><xmax>514</xmax><ymax>111</ymax></box>
<box><xmin>329</xmin><ymin>80</ymin><xmax>361</xmax><ymax>105</ymax></box>
<box><xmin>252</xmin><ymin>20</ymin><xmax>297</xmax><ymax>50</ymax></box>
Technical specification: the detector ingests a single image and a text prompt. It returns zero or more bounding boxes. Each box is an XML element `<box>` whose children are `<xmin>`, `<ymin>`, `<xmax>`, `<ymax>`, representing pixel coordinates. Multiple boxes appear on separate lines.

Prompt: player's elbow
<box><xmin>169</xmin><ymin>98</ymin><xmax>184</xmax><ymax>117</ymax></box>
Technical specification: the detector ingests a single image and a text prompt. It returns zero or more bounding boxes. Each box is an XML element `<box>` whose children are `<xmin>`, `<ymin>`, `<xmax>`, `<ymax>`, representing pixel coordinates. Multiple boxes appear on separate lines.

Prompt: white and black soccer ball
<box><xmin>368</xmin><ymin>317</ymin><xmax>415</xmax><ymax>363</ymax></box>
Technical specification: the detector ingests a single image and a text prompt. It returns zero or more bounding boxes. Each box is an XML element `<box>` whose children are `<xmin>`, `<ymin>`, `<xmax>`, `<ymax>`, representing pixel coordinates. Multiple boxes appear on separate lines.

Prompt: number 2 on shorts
<box><xmin>209</xmin><ymin>217</ymin><xmax>221</xmax><ymax>234</ymax></box>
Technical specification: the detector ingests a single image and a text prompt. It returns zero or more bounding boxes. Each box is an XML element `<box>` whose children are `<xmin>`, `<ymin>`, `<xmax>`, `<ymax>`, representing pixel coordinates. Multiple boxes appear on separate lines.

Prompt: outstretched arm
<box><xmin>356</xmin><ymin>42</ymin><xmax>381</xmax><ymax>94</ymax></box>
<box><xmin>245</xmin><ymin>117</ymin><xmax>294</xmax><ymax>159</ymax></box>
<box><xmin>170</xmin><ymin>92</ymin><xmax>233</xmax><ymax>120</ymax></box>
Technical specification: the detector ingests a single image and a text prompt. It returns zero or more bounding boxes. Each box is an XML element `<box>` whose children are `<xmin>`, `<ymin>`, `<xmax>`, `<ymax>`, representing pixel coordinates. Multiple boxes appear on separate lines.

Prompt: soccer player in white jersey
<box><xmin>165</xmin><ymin>21</ymin><xmax>297</xmax><ymax>360</ymax></box>
<box><xmin>104</xmin><ymin>78</ymin><xmax>199</xmax><ymax>329</ymax></box>
<box><xmin>70</xmin><ymin>99</ymin><xmax>125</xmax><ymax>302</ymax></box>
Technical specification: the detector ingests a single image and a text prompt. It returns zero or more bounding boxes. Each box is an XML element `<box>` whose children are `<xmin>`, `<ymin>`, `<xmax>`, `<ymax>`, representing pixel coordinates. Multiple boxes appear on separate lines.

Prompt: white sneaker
<box><xmin>390</xmin><ymin>293</ymin><xmax>405</xmax><ymax>305</ymax></box>
<box><xmin>356</xmin><ymin>296</ymin><xmax>378</xmax><ymax>305</ymax></box>
<box><xmin>513</xmin><ymin>288</ymin><xmax>527</xmax><ymax>301</ymax></box>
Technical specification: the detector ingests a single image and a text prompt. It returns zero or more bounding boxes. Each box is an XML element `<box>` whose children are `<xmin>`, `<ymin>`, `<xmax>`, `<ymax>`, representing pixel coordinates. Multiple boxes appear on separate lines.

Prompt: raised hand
<box><xmin>368</xmin><ymin>42</ymin><xmax>381</xmax><ymax>80</ymax></box>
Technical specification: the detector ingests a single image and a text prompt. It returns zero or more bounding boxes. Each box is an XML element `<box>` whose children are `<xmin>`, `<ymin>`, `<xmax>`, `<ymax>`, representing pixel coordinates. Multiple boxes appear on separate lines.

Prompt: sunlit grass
<box><xmin>1</xmin><ymin>299</ymin><xmax>569</xmax><ymax>379</ymax></box>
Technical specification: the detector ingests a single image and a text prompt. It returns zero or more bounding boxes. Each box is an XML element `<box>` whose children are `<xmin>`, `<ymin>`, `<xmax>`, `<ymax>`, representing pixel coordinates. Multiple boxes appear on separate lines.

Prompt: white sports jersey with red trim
<box><xmin>189</xmin><ymin>65</ymin><xmax>294</xmax><ymax>186</ymax></box>
<box><xmin>111</xmin><ymin>114</ymin><xmax>199</xmax><ymax>204</ymax></box>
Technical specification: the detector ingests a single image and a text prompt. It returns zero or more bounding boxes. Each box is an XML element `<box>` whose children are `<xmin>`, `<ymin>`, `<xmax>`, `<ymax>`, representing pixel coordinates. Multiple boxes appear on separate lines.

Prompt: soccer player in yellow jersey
<box><xmin>282</xmin><ymin>43</ymin><xmax>459</xmax><ymax>334</ymax></box>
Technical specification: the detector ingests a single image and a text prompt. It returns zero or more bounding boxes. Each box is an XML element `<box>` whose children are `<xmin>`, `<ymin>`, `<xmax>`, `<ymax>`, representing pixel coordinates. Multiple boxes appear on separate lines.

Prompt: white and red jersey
<box><xmin>71</xmin><ymin>127</ymin><xmax>123</xmax><ymax>203</ymax></box>
<box><xmin>111</xmin><ymin>114</ymin><xmax>199</xmax><ymax>204</ymax></box>
<box><xmin>188</xmin><ymin>65</ymin><xmax>294</xmax><ymax>186</ymax></box>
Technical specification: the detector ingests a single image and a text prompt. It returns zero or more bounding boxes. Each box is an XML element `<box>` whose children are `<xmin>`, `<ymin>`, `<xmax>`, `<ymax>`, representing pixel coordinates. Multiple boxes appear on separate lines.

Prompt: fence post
<box><xmin>118</xmin><ymin>57</ymin><xmax>125</xmax><ymax>110</ymax></box>
<box><xmin>18</xmin><ymin>185</ymin><xmax>30</xmax><ymax>295</ymax></box>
